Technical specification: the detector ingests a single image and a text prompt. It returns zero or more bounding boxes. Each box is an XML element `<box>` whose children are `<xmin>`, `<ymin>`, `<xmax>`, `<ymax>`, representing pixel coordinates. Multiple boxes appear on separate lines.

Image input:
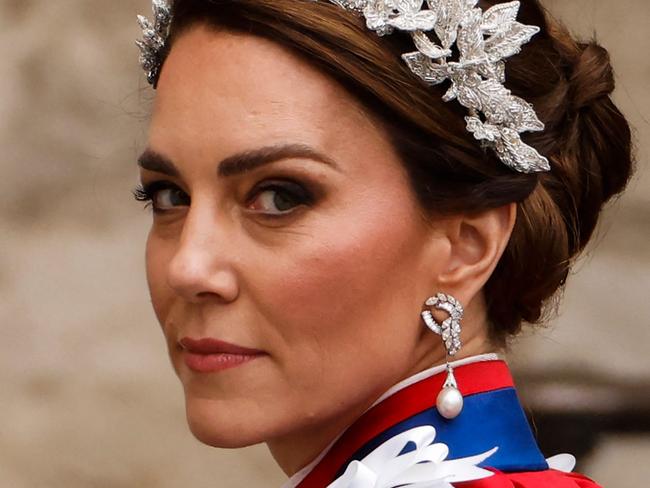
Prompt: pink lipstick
<box><xmin>179</xmin><ymin>337</ymin><xmax>265</xmax><ymax>373</ymax></box>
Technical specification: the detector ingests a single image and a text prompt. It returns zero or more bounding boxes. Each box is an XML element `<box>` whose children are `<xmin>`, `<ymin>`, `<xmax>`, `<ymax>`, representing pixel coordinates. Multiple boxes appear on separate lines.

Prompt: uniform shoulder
<box><xmin>455</xmin><ymin>469</ymin><xmax>602</xmax><ymax>488</ymax></box>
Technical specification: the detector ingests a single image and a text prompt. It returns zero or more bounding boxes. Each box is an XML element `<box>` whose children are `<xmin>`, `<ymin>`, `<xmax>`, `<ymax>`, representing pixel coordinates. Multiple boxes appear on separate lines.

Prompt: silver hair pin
<box><xmin>136</xmin><ymin>0</ymin><xmax>550</xmax><ymax>173</ymax></box>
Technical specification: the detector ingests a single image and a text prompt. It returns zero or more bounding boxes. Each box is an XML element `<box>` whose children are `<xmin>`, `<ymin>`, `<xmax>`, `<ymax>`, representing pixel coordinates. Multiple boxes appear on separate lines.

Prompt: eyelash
<box><xmin>132</xmin><ymin>181</ymin><xmax>182</xmax><ymax>214</ymax></box>
<box><xmin>132</xmin><ymin>179</ymin><xmax>315</xmax><ymax>216</ymax></box>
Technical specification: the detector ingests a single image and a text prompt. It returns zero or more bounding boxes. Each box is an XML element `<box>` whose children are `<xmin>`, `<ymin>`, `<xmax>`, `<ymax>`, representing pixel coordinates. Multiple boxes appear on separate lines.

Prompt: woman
<box><xmin>133</xmin><ymin>0</ymin><xmax>635</xmax><ymax>486</ymax></box>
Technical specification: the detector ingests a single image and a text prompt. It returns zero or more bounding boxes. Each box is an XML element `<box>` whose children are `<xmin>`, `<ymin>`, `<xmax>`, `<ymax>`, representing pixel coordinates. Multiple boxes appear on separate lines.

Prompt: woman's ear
<box><xmin>434</xmin><ymin>202</ymin><xmax>517</xmax><ymax>307</ymax></box>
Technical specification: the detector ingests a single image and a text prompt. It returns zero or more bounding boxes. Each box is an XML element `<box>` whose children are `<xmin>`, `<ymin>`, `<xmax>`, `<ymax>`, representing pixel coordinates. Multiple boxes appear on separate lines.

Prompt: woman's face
<box><xmin>141</xmin><ymin>25</ymin><xmax>452</xmax><ymax>464</ymax></box>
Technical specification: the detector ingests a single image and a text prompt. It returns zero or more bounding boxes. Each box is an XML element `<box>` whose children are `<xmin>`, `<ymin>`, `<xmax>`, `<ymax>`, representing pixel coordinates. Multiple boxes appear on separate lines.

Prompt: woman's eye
<box><xmin>133</xmin><ymin>181</ymin><xmax>190</xmax><ymax>213</ymax></box>
<box><xmin>247</xmin><ymin>181</ymin><xmax>314</xmax><ymax>216</ymax></box>
<box><xmin>133</xmin><ymin>179</ymin><xmax>313</xmax><ymax>216</ymax></box>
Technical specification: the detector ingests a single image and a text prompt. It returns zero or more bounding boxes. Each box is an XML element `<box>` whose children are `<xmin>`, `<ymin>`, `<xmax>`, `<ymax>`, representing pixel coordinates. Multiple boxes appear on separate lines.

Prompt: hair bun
<box><xmin>569</xmin><ymin>42</ymin><xmax>615</xmax><ymax>111</ymax></box>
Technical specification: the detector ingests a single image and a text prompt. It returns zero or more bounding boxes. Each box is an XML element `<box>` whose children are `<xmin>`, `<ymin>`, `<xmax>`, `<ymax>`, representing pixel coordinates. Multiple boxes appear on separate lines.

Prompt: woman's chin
<box><xmin>184</xmin><ymin>397</ymin><xmax>269</xmax><ymax>448</ymax></box>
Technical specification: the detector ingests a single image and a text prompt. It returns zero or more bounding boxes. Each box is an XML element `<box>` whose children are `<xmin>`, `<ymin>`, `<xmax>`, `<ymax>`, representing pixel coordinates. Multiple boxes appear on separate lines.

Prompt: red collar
<box><xmin>296</xmin><ymin>359</ymin><xmax>514</xmax><ymax>488</ymax></box>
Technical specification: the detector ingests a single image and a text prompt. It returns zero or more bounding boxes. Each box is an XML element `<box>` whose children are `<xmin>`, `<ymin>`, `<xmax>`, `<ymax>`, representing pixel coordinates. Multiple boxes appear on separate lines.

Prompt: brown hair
<box><xmin>162</xmin><ymin>0</ymin><xmax>635</xmax><ymax>344</ymax></box>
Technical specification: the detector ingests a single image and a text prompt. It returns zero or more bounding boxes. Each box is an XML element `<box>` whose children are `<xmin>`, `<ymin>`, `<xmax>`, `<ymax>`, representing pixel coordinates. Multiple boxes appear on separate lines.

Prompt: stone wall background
<box><xmin>0</xmin><ymin>1</ymin><xmax>647</xmax><ymax>487</ymax></box>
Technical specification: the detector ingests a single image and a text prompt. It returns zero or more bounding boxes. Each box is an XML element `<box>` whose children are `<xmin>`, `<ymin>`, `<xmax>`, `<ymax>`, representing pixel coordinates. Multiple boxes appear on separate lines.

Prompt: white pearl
<box><xmin>436</xmin><ymin>386</ymin><xmax>463</xmax><ymax>419</ymax></box>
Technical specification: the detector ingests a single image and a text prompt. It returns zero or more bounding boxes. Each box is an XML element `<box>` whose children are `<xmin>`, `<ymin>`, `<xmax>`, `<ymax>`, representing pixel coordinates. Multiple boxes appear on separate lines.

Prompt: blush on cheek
<box><xmin>259</xmin><ymin>203</ymin><xmax>425</xmax><ymax>358</ymax></box>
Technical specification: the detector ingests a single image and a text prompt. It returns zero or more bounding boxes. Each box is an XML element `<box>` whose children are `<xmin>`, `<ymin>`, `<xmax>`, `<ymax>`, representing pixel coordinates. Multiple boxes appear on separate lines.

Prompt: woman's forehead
<box><xmin>148</xmin><ymin>25</ymin><xmax>397</xmax><ymax>176</ymax></box>
<box><xmin>153</xmin><ymin>26</ymin><xmax>369</xmax><ymax>133</ymax></box>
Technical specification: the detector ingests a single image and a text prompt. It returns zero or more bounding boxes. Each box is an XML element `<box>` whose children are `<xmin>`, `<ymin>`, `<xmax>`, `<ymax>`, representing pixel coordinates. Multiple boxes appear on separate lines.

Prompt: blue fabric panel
<box><xmin>337</xmin><ymin>387</ymin><xmax>548</xmax><ymax>478</ymax></box>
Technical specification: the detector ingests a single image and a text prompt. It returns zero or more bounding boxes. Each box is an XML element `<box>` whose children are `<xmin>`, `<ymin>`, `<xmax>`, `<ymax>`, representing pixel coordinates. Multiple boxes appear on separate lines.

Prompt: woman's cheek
<box><xmin>253</xmin><ymin>213</ymin><xmax>417</xmax><ymax>358</ymax></box>
<box><xmin>145</xmin><ymin>231</ymin><xmax>175</xmax><ymax>329</ymax></box>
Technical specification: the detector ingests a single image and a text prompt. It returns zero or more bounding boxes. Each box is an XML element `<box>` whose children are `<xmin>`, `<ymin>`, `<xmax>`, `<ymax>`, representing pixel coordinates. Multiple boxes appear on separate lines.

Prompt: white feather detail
<box><xmin>326</xmin><ymin>426</ymin><xmax>497</xmax><ymax>488</ymax></box>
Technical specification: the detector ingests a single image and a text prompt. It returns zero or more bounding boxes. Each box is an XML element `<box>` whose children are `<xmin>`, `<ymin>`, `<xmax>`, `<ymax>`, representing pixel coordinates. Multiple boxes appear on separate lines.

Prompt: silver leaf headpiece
<box><xmin>136</xmin><ymin>0</ymin><xmax>172</xmax><ymax>87</ymax></box>
<box><xmin>136</xmin><ymin>0</ymin><xmax>550</xmax><ymax>173</ymax></box>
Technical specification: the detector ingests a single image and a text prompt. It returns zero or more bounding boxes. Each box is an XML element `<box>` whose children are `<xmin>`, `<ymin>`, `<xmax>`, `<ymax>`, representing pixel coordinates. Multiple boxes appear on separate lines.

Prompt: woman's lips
<box><xmin>179</xmin><ymin>337</ymin><xmax>265</xmax><ymax>373</ymax></box>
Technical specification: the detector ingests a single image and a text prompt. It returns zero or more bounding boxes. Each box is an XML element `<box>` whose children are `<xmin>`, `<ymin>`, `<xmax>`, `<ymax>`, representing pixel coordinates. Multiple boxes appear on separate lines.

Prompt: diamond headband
<box><xmin>136</xmin><ymin>0</ymin><xmax>550</xmax><ymax>173</ymax></box>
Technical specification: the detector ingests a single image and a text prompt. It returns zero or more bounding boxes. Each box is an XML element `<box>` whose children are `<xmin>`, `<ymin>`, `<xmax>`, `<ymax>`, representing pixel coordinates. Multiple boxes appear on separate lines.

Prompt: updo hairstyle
<box><xmin>159</xmin><ymin>0</ymin><xmax>635</xmax><ymax>345</ymax></box>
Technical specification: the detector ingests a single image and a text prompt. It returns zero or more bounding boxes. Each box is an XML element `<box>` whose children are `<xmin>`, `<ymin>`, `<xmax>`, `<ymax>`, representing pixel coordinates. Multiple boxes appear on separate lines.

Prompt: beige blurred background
<box><xmin>0</xmin><ymin>0</ymin><xmax>648</xmax><ymax>487</ymax></box>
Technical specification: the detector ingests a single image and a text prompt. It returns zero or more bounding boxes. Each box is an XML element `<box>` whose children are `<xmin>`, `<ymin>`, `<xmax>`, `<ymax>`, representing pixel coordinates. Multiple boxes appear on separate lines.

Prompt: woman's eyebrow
<box><xmin>137</xmin><ymin>143</ymin><xmax>340</xmax><ymax>178</ymax></box>
<box><xmin>138</xmin><ymin>149</ymin><xmax>179</xmax><ymax>177</ymax></box>
<box><xmin>218</xmin><ymin>143</ymin><xmax>340</xmax><ymax>176</ymax></box>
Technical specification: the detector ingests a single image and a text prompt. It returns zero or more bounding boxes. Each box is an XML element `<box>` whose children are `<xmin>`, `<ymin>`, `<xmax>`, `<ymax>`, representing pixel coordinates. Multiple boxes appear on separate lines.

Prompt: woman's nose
<box><xmin>165</xmin><ymin>208</ymin><xmax>240</xmax><ymax>304</ymax></box>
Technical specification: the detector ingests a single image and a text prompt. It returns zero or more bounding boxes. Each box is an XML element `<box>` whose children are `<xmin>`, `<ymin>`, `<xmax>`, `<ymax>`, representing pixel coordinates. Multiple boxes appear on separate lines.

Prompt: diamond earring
<box><xmin>421</xmin><ymin>293</ymin><xmax>464</xmax><ymax>419</ymax></box>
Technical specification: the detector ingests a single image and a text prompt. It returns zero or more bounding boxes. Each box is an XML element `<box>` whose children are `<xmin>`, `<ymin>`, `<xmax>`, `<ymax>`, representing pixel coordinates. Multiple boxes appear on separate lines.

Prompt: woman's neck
<box><xmin>268</xmin><ymin>349</ymin><xmax>499</xmax><ymax>477</ymax></box>
<box><xmin>269</xmin><ymin>307</ymin><xmax>498</xmax><ymax>477</ymax></box>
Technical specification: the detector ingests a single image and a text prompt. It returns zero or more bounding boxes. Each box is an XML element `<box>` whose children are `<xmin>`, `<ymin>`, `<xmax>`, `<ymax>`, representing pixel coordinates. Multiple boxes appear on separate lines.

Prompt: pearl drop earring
<box><xmin>421</xmin><ymin>293</ymin><xmax>464</xmax><ymax>419</ymax></box>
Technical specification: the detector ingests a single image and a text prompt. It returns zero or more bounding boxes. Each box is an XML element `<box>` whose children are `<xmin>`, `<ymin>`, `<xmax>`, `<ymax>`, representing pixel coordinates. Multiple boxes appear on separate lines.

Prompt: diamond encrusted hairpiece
<box><xmin>136</xmin><ymin>0</ymin><xmax>172</xmax><ymax>87</ymax></box>
<box><xmin>136</xmin><ymin>0</ymin><xmax>550</xmax><ymax>173</ymax></box>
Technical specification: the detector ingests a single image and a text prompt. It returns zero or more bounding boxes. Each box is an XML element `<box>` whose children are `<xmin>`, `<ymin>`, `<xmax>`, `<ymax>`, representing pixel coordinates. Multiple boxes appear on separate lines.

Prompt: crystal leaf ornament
<box><xmin>325</xmin><ymin>0</ymin><xmax>550</xmax><ymax>173</ymax></box>
<box><xmin>136</xmin><ymin>0</ymin><xmax>172</xmax><ymax>87</ymax></box>
<box><xmin>422</xmin><ymin>293</ymin><xmax>463</xmax><ymax>355</ymax></box>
